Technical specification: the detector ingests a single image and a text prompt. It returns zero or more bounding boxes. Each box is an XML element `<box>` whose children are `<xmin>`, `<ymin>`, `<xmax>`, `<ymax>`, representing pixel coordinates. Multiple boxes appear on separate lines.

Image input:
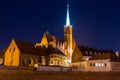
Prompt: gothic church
<box><xmin>4</xmin><ymin>4</ymin><xmax>119</xmax><ymax>71</ymax></box>
<box><xmin>4</xmin><ymin>4</ymin><xmax>76</xmax><ymax>67</ymax></box>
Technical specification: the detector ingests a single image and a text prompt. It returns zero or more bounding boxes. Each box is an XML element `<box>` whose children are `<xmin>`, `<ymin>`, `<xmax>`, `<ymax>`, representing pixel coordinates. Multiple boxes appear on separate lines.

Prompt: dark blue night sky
<box><xmin>0</xmin><ymin>0</ymin><xmax>120</xmax><ymax>51</ymax></box>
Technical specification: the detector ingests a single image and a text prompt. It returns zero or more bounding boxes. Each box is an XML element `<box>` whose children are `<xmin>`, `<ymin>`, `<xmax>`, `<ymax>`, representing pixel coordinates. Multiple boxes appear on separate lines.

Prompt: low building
<box><xmin>70</xmin><ymin>59</ymin><xmax>120</xmax><ymax>72</ymax></box>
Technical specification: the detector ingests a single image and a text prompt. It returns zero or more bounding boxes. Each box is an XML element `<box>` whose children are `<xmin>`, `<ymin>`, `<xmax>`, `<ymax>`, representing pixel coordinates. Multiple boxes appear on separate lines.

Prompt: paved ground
<box><xmin>0</xmin><ymin>68</ymin><xmax>120</xmax><ymax>80</ymax></box>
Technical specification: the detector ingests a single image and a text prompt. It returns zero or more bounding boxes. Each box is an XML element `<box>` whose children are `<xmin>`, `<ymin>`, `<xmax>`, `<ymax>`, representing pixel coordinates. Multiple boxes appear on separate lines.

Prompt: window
<box><xmin>90</xmin><ymin>52</ymin><xmax>92</xmax><ymax>55</ymax></box>
<box><xmin>94</xmin><ymin>52</ymin><xmax>97</xmax><ymax>55</ymax></box>
<box><xmin>28</xmin><ymin>59</ymin><xmax>31</xmax><ymax>64</ymax></box>
<box><xmin>85</xmin><ymin>51</ymin><xmax>88</xmax><ymax>55</ymax></box>
<box><xmin>22</xmin><ymin>59</ymin><xmax>26</xmax><ymax>65</ymax></box>
<box><xmin>93</xmin><ymin>63</ymin><xmax>95</xmax><ymax>67</ymax></box>
<box><xmin>104</xmin><ymin>63</ymin><xmax>106</xmax><ymax>67</ymax></box>
<box><xmin>9</xmin><ymin>48</ymin><xmax>11</xmax><ymax>52</ymax></box>
<box><xmin>51</xmin><ymin>61</ymin><xmax>53</xmax><ymax>64</ymax></box>
<box><xmin>98</xmin><ymin>53</ymin><xmax>101</xmax><ymax>55</ymax></box>
<box><xmin>101</xmin><ymin>63</ymin><xmax>104</xmax><ymax>67</ymax></box>
<box><xmin>90</xmin><ymin>63</ymin><xmax>92</xmax><ymax>67</ymax></box>
<box><xmin>13</xmin><ymin>47</ymin><xmax>15</xmax><ymax>52</ymax></box>
<box><xmin>95</xmin><ymin>63</ymin><xmax>99</xmax><ymax>67</ymax></box>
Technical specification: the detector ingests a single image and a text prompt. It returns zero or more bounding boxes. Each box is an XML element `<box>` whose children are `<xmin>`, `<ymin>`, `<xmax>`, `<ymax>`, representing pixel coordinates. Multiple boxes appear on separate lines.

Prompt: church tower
<box><xmin>64</xmin><ymin>4</ymin><xmax>73</xmax><ymax>64</ymax></box>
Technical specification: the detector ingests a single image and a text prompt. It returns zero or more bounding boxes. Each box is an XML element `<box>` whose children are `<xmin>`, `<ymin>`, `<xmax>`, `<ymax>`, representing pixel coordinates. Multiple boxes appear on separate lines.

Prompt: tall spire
<box><xmin>66</xmin><ymin>3</ymin><xmax>71</xmax><ymax>26</ymax></box>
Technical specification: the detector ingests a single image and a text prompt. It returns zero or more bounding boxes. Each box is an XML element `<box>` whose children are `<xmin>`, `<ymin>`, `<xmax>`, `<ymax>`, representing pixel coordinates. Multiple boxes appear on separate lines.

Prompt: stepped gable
<box><xmin>14</xmin><ymin>39</ymin><xmax>46</xmax><ymax>56</ymax></box>
<box><xmin>45</xmin><ymin>33</ymin><xmax>54</xmax><ymax>43</ymax></box>
<box><xmin>45</xmin><ymin>32</ymin><xmax>63</xmax><ymax>43</ymax></box>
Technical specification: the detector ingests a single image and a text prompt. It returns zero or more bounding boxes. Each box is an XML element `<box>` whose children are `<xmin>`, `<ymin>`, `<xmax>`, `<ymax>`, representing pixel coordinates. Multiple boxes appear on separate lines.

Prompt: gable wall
<box><xmin>4</xmin><ymin>39</ymin><xmax>20</xmax><ymax>66</ymax></box>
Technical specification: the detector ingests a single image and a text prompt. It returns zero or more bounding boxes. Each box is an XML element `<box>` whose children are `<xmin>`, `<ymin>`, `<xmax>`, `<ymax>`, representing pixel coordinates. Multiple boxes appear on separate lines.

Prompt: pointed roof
<box><xmin>14</xmin><ymin>39</ymin><xmax>46</xmax><ymax>56</ymax></box>
<box><xmin>65</xmin><ymin>3</ymin><xmax>71</xmax><ymax>27</ymax></box>
<box><xmin>14</xmin><ymin>39</ymin><xmax>65</xmax><ymax>56</ymax></box>
<box><xmin>44</xmin><ymin>32</ymin><xmax>63</xmax><ymax>43</ymax></box>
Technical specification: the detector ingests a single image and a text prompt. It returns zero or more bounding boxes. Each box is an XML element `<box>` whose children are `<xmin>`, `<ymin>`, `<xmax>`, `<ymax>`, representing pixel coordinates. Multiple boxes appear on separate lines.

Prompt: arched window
<box><xmin>90</xmin><ymin>63</ymin><xmax>92</xmax><ymax>67</ymax></box>
<box><xmin>22</xmin><ymin>59</ymin><xmax>26</xmax><ymax>65</ymax></box>
<box><xmin>51</xmin><ymin>61</ymin><xmax>53</xmax><ymax>64</ymax></box>
<box><xmin>13</xmin><ymin>47</ymin><xmax>15</xmax><ymax>52</ymax></box>
<box><xmin>28</xmin><ymin>58</ymin><xmax>31</xmax><ymax>64</ymax></box>
<box><xmin>104</xmin><ymin>63</ymin><xmax>107</xmax><ymax>67</ymax></box>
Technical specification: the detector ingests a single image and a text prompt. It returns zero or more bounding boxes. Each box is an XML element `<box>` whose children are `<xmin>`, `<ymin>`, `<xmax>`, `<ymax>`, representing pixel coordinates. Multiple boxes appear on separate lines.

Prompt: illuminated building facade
<box><xmin>64</xmin><ymin>4</ymin><xmax>73</xmax><ymax>64</ymax></box>
<box><xmin>3</xmin><ymin>3</ymin><xmax>120</xmax><ymax>72</ymax></box>
<box><xmin>70</xmin><ymin>45</ymin><xmax>120</xmax><ymax>72</ymax></box>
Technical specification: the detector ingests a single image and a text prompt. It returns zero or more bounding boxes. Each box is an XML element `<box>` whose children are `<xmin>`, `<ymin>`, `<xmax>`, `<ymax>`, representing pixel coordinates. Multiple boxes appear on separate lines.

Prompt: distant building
<box><xmin>70</xmin><ymin>45</ymin><xmax>120</xmax><ymax>72</ymax></box>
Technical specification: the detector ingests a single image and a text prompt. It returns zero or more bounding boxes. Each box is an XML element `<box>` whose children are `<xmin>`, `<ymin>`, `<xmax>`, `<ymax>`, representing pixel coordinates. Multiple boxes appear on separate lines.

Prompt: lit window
<box><xmin>101</xmin><ymin>63</ymin><xmax>104</xmax><ymax>67</ymax></box>
<box><xmin>94</xmin><ymin>52</ymin><xmax>97</xmax><ymax>55</ymax></box>
<box><xmin>98</xmin><ymin>53</ymin><xmax>101</xmax><ymax>55</ymax></box>
<box><xmin>95</xmin><ymin>63</ymin><xmax>99</xmax><ymax>67</ymax></box>
<box><xmin>90</xmin><ymin>52</ymin><xmax>92</xmax><ymax>55</ymax></box>
<box><xmin>85</xmin><ymin>51</ymin><xmax>88</xmax><ymax>55</ymax></box>
<box><xmin>99</xmin><ymin>63</ymin><xmax>101</xmax><ymax>66</ymax></box>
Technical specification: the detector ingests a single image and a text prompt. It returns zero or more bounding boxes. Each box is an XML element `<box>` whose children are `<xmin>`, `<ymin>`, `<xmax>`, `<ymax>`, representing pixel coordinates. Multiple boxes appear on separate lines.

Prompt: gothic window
<box><xmin>104</xmin><ymin>63</ymin><xmax>106</xmax><ymax>67</ymax></box>
<box><xmin>28</xmin><ymin>58</ymin><xmax>31</xmax><ymax>64</ymax></box>
<box><xmin>22</xmin><ymin>59</ymin><xmax>26</xmax><ymax>65</ymax></box>
<box><xmin>90</xmin><ymin>63</ymin><xmax>92</xmax><ymax>67</ymax></box>
<box><xmin>13</xmin><ymin>47</ymin><xmax>15</xmax><ymax>52</ymax></box>
<box><xmin>9</xmin><ymin>48</ymin><xmax>11</xmax><ymax>53</ymax></box>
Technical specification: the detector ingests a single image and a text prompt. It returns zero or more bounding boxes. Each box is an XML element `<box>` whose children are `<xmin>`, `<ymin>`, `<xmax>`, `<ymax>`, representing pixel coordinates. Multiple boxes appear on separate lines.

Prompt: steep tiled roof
<box><xmin>93</xmin><ymin>52</ymin><xmax>118</xmax><ymax>60</ymax></box>
<box><xmin>77</xmin><ymin>45</ymin><xmax>114</xmax><ymax>56</ymax></box>
<box><xmin>14</xmin><ymin>40</ymin><xmax>46</xmax><ymax>56</ymax></box>
<box><xmin>46</xmin><ymin>47</ymin><xmax>65</xmax><ymax>56</ymax></box>
<box><xmin>74</xmin><ymin>45</ymin><xmax>118</xmax><ymax>60</ymax></box>
<box><xmin>14</xmin><ymin>39</ymin><xmax>65</xmax><ymax>56</ymax></box>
